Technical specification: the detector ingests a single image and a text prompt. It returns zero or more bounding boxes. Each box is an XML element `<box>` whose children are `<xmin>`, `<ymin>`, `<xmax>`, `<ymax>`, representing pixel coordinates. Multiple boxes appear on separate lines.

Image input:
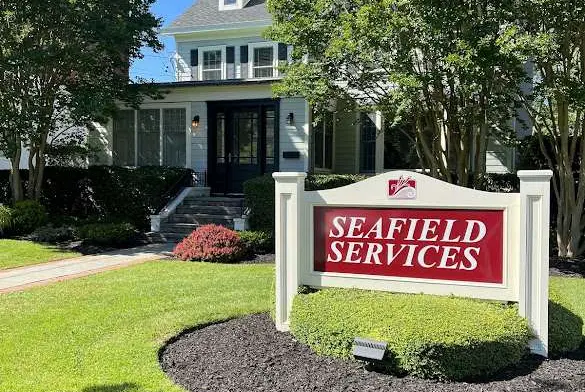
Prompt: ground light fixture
<box><xmin>352</xmin><ymin>337</ymin><xmax>387</xmax><ymax>362</ymax></box>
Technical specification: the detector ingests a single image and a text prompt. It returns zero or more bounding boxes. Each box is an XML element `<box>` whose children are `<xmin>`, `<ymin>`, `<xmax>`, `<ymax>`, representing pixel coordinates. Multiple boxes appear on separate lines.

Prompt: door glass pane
<box><xmin>233</xmin><ymin>111</ymin><xmax>258</xmax><ymax>165</ymax></box>
<box><xmin>360</xmin><ymin>113</ymin><xmax>377</xmax><ymax>172</ymax></box>
<box><xmin>325</xmin><ymin>112</ymin><xmax>334</xmax><ymax>169</ymax></box>
<box><xmin>138</xmin><ymin>109</ymin><xmax>160</xmax><ymax>166</ymax></box>
<box><xmin>216</xmin><ymin>113</ymin><xmax>226</xmax><ymax>163</ymax></box>
<box><xmin>113</xmin><ymin>110</ymin><xmax>135</xmax><ymax>166</ymax></box>
<box><xmin>265</xmin><ymin>110</ymin><xmax>275</xmax><ymax>166</ymax></box>
<box><xmin>163</xmin><ymin>108</ymin><xmax>186</xmax><ymax>167</ymax></box>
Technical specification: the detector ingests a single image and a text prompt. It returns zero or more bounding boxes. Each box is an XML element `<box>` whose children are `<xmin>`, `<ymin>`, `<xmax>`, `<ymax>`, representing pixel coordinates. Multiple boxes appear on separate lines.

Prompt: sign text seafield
<box><xmin>314</xmin><ymin>207</ymin><xmax>504</xmax><ymax>283</ymax></box>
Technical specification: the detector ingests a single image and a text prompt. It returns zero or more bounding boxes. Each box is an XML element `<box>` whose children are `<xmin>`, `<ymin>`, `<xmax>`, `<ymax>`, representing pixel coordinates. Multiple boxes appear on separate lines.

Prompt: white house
<box><xmin>91</xmin><ymin>0</ymin><xmax>518</xmax><ymax>195</ymax></box>
<box><xmin>1</xmin><ymin>0</ymin><xmax>523</xmax><ymax>193</ymax></box>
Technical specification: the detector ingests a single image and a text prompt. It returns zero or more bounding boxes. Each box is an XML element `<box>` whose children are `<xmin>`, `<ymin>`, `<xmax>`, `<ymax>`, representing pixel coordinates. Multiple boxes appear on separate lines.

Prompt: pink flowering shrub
<box><xmin>173</xmin><ymin>224</ymin><xmax>245</xmax><ymax>263</ymax></box>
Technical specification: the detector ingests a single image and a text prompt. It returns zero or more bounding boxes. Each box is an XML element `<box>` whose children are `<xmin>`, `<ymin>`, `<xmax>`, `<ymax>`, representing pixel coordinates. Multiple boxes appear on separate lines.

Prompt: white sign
<box><xmin>273</xmin><ymin>170</ymin><xmax>552</xmax><ymax>357</ymax></box>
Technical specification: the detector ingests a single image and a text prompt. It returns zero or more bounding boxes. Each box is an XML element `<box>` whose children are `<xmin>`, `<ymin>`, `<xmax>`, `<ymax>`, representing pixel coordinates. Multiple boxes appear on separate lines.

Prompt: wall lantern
<box><xmin>191</xmin><ymin>115</ymin><xmax>200</xmax><ymax>130</ymax></box>
<box><xmin>286</xmin><ymin>112</ymin><xmax>295</xmax><ymax>126</ymax></box>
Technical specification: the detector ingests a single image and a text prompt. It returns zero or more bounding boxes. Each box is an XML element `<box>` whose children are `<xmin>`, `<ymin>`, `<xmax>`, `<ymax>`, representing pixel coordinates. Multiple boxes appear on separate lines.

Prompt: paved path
<box><xmin>0</xmin><ymin>243</ymin><xmax>175</xmax><ymax>293</ymax></box>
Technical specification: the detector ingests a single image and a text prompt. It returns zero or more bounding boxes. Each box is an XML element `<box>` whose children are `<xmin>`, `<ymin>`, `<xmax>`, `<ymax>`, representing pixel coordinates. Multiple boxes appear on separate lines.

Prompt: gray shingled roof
<box><xmin>168</xmin><ymin>0</ymin><xmax>272</xmax><ymax>30</ymax></box>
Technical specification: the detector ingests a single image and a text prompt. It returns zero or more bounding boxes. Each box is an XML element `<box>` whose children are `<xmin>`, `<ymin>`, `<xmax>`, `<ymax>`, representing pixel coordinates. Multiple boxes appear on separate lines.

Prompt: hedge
<box><xmin>290</xmin><ymin>288</ymin><xmax>531</xmax><ymax>381</ymax></box>
<box><xmin>549</xmin><ymin>276</ymin><xmax>585</xmax><ymax>355</ymax></box>
<box><xmin>243</xmin><ymin>172</ymin><xmax>517</xmax><ymax>232</ymax></box>
<box><xmin>0</xmin><ymin>166</ymin><xmax>193</xmax><ymax>230</ymax></box>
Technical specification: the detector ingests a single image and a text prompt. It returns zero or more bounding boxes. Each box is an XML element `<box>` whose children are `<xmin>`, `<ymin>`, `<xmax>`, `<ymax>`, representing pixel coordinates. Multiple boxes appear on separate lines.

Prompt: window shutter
<box><xmin>226</xmin><ymin>46</ymin><xmax>235</xmax><ymax>64</ymax></box>
<box><xmin>190</xmin><ymin>49</ymin><xmax>198</xmax><ymax>67</ymax></box>
<box><xmin>278</xmin><ymin>43</ymin><xmax>288</xmax><ymax>61</ymax></box>
<box><xmin>240</xmin><ymin>45</ymin><xmax>248</xmax><ymax>63</ymax></box>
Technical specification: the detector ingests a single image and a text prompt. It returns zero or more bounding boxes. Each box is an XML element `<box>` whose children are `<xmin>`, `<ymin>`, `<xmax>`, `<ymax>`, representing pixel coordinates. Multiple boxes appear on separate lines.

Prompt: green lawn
<box><xmin>0</xmin><ymin>239</ymin><xmax>81</xmax><ymax>270</ymax></box>
<box><xmin>0</xmin><ymin>261</ymin><xmax>273</xmax><ymax>392</ymax></box>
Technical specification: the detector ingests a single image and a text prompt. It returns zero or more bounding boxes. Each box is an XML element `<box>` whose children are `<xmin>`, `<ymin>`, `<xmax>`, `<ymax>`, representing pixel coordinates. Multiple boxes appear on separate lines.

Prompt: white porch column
<box><xmin>273</xmin><ymin>172</ymin><xmax>306</xmax><ymax>332</ymax></box>
<box><xmin>518</xmin><ymin>169</ymin><xmax>553</xmax><ymax>357</ymax></box>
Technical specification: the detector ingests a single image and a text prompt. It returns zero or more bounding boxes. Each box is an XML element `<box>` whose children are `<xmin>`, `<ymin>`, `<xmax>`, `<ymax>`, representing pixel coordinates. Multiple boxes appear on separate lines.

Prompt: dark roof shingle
<box><xmin>168</xmin><ymin>0</ymin><xmax>271</xmax><ymax>30</ymax></box>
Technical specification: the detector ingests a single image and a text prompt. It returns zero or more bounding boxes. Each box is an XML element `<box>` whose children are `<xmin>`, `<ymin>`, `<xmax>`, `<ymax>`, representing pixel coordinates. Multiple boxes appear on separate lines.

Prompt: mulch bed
<box><xmin>160</xmin><ymin>313</ymin><xmax>585</xmax><ymax>392</ymax></box>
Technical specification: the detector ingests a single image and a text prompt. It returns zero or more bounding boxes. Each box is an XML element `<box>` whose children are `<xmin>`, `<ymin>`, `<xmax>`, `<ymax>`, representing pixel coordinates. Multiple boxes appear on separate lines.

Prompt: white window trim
<box><xmin>312</xmin><ymin>112</ymin><xmax>336</xmax><ymax>172</ymax></box>
<box><xmin>219</xmin><ymin>0</ymin><xmax>242</xmax><ymax>11</ymax></box>
<box><xmin>198</xmin><ymin>45</ymin><xmax>227</xmax><ymax>81</ymax></box>
<box><xmin>248</xmin><ymin>42</ymin><xmax>279</xmax><ymax>79</ymax></box>
<box><xmin>113</xmin><ymin>103</ymin><xmax>191</xmax><ymax>169</ymax></box>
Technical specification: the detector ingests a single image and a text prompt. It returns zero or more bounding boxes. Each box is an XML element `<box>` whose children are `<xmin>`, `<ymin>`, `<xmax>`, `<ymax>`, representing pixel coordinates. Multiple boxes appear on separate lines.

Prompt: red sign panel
<box><xmin>314</xmin><ymin>207</ymin><xmax>504</xmax><ymax>284</ymax></box>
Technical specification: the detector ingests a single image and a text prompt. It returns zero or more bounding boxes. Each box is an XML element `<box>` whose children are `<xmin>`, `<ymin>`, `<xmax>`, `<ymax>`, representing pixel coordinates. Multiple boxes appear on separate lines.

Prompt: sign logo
<box><xmin>389</xmin><ymin>176</ymin><xmax>417</xmax><ymax>199</ymax></box>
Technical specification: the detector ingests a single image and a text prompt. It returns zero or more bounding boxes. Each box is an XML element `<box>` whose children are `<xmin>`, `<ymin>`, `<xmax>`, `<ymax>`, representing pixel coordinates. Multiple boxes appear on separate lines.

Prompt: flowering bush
<box><xmin>173</xmin><ymin>224</ymin><xmax>245</xmax><ymax>263</ymax></box>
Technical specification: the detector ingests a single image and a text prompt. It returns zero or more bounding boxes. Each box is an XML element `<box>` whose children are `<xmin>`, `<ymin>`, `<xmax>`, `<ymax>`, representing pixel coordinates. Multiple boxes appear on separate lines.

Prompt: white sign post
<box><xmin>273</xmin><ymin>170</ymin><xmax>552</xmax><ymax>357</ymax></box>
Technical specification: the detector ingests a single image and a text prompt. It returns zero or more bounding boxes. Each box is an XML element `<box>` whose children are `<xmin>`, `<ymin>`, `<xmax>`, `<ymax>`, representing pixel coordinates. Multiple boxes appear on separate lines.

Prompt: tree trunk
<box><xmin>8</xmin><ymin>146</ymin><xmax>23</xmax><ymax>203</ymax></box>
<box><xmin>27</xmin><ymin>132</ymin><xmax>48</xmax><ymax>201</ymax></box>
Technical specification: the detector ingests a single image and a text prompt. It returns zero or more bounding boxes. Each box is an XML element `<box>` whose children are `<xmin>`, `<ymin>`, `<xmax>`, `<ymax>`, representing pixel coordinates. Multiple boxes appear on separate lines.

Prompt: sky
<box><xmin>129</xmin><ymin>0</ymin><xmax>195</xmax><ymax>82</ymax></box>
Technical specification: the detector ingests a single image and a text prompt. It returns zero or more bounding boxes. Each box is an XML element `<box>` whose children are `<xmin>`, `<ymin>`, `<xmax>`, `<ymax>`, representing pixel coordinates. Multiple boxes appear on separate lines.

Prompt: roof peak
<box><xmin>166</xmin><ymin>0</ymin><xmax>271</xmax><ymax>32</ymax></box>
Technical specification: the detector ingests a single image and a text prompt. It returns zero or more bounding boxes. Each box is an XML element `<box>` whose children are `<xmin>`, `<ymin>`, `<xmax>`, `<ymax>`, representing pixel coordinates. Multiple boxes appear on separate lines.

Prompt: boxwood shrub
<box><xmin>549</xmin><ymin>276</ymin><xmax>585</xmax><ymax>355</ymax></box>
<box><xmin>290</xmin><ymin>288</ymin><xmax>531</xmax><ymax>381</ymax></box>
<box><xmin>0</xmin><ymin>205</ymin><xmax>12</xmax><ymax>237</ymax></box>
<box><xmin>11</xmin><ymin>200</ymin><xmax>48</xmax><ymax>235</ymax></box>
<box><xmin>76</xmin><ymin>222</ymin><xmax>138</xmax><ymax>247</ymax></box>
<box><xmin>238</xmin><ymin>230</ymin><xmax>274</xmax><ymax>255</ymax></box>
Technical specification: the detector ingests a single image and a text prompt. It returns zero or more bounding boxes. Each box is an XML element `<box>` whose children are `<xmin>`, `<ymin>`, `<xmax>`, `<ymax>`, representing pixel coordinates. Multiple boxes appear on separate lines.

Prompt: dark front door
<box><xmin>209</xmin><ymin>101</ymin><xmax>278</xmax><ymax>194</ymax></box>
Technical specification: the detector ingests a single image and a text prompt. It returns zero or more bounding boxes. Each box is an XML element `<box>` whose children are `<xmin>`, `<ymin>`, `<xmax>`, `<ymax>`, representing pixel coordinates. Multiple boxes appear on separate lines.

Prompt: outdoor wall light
<box><xmin>352</xmin><ymin>337</ymin><xmax>387</xmax><ymax>362</ymax></box>
<box><xmin>191</xmin><ymin>115</ymin><xmax>200</xmax><ymax>129</ymax></box>
<box><xmin>286</xmin><ymin>112</ymin><xmax>294</xmax><ymax>126</ymax></box>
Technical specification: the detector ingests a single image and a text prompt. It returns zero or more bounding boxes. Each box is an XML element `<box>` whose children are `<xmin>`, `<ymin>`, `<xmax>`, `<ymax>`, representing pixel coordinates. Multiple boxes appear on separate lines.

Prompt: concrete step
<box><xmin>168</xmin><ymin>214</ymin><xmax>235</xmax><ymax>225</ymax></box>
<box><xmin>182</xmin><ymin>197</ymin><xmax>244</xmax><ymax>208</ymax></box>
<box><xmin>175</xmin><ymin>205</ymin><xmax>243</xmax><ymax>216</ymax></box>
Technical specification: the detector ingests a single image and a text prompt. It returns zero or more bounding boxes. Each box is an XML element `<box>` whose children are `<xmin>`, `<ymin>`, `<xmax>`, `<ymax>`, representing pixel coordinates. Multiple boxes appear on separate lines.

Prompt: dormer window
<box><xmin>198</xmin><ymin>46</ymin><xmax>226</xmax><ymax>80</ymax></box>
<box><xmin>219</xmin><ymin>0</ymin><xmax>243</xmax><ymax>10</ymax></box>
<box><xmin>248</xmin><ymin>42</ymin><xmax>279</xmax><ymax>79</ymax></box>
<box><xmin>253</xmin><ymin>47</ymin><xmax>274</xmax><ymax>78</ymax></box>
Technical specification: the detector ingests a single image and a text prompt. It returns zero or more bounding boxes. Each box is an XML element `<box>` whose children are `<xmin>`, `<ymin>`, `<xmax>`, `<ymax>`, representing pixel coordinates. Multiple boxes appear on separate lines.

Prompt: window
<box><xmin>313</xmin><ymin>111</ymin><xmax>334</xmax><ymax>170</ymax></box>
<box><xmin>253</xmin><ymin>47</ymin><xmax>274</xmax><ymax>78</ymax></box>
<box><xmin>224</xmin><ymin>0</ymin><xmax>237</xmax><ymax>5</ymax></box>
<box><xmin>112</xmin><ymin>107</ymin><xmax>187</xmax><ymax>168</ymax></box>
<box><xmin>113</xmin><ymin>110</ymin><xmax>135</xmax><ymax>166</ymax></box>
<box><xmin>202</xmin><ymin>49</ymin><xmax>222</xmax><ymax>80</ymax></box>
<box><xmin>360</xmin><ymin>113</ymin><xmax>377</xmax><ymax>172</ymax></box>
<box><xmin>163</xmin><ymin>109</ymin><xmax>187</xmax><ymax>167</ymax></box>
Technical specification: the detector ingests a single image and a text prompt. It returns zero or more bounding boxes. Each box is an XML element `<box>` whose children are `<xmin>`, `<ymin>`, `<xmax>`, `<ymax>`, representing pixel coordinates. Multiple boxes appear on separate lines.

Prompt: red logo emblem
<box><xmin>389</xmin><ymin>176</ymin><xmax>417</xmax><ymax>199</ymax></box>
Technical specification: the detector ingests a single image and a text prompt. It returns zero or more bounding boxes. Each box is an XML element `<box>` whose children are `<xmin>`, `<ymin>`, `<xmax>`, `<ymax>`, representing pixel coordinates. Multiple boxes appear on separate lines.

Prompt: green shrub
<box><xmin>290</xmin><ymin>288</ymin><xmax>531</xmax><ymax>381</ymax></box>
<box><xmin>549</xmin><ymin>276</ymin><xmax>585</xmax><ymax>355</ymax></box>
<box><xmin>30</xmin><ymin>225</ymin><xmax>75</xmax><ymax>244</ymax></box>
<box><xmin>238</xmin><ymin>230</ymin><xmax>274</xmax><ymax>255</ymax></box>
<box><xmin>0</xmin><ymin>166</ymin><xmax>193</xmax><ymax>230</ymax></box>
<box><xmin>11</xmin><ymin>200</ymin><xmax>48</xmax><ymax>235</ymax></box>
<box><xmin>305</xmin><ymin>174</ymin><xmax>368</xmax><ymax>191</ymax></box>
<box><xmin>0</xmin><ymin>205</ymin><xmax>12</xmax><ymax>237</ymax></box>
<box><xmin>243</xmin><ymin>175</ymin><xmax>275</xmax><ymax>232</ymax></box>
<box><xmin>243</xmin><ymin>174</ymin><xmax>368</xmax><ymax>232</ymax></box>
<box><xmin>76</xmin><ymin>222</ymin><xmax>137</xmax><ymax>247</ymax></box>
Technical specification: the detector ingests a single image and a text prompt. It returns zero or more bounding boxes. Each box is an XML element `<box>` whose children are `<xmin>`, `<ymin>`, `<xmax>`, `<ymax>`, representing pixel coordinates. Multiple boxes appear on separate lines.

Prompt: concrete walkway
<box><xmin>0</xmin><ymin>243</ymin><xmax>175</xmax><ymax>293</ymax></box>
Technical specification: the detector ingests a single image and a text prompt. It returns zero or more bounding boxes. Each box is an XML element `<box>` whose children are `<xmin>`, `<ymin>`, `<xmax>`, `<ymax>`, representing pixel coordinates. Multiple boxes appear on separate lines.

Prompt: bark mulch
<box><xmin>159</xmin><ymin>313</ymin><xmax>585</xmax><ymax>392</ymax></box>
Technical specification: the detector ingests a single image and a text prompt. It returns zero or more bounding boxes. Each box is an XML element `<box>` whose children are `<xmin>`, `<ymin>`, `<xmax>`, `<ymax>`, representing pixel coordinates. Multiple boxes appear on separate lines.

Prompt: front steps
<box><xmin>152</xmin><ymin>195</ymin><xmax>245</xmax><ymax>243</ymax></box>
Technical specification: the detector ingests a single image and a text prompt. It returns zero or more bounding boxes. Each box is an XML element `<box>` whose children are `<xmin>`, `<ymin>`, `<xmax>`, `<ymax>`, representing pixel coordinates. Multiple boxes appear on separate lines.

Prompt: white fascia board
<box><xmin>161</xmin><ymin>20</ymin><xmax>271</xmax><ymax>37</ymax></box>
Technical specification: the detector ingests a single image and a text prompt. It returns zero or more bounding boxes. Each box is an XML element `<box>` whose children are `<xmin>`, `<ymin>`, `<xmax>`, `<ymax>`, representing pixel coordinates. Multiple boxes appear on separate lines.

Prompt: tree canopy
<box><xmin>267</xmin><ymin>0</ymin><xmax>527</xmax><ymax>186</ymax></box>
<box><xmin>0</xmin><ymin>0</ymin><xmax>162</xmax><ymax>200</ymax></box>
